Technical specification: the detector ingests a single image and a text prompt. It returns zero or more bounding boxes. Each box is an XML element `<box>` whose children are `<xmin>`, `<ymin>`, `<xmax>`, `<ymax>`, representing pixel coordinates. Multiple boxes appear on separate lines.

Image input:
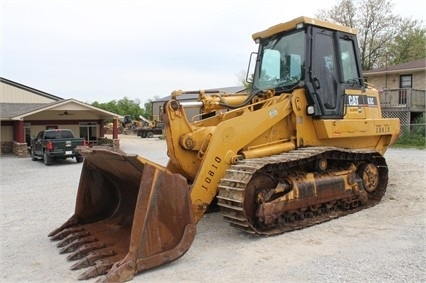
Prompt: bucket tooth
<box><xmin>67</xmin><ymin>242</ymin><xmax>106</xmax><ymax>261</ymax></box>
<box><xmin>77</xmin><ymin>260</ymin><xmax>115</xmax><ymax>280</ymax></box>
<box><xmin>48</xmin><ymin>216</ymin><xmax>80</xmax><ymax>238</ymax></box>
<box><xmin>59</xmin><ymin>236</ymin><xmax>98</xmax><ymax>254</ymax></box>
<box><xmin>50</xmin><ymin>226</ymin><xmax>85</xmax><ymax>241</ymax></box>
<box><xmin>57</xmin><ymin>231</ymin><xmax>91</xmax><ymax>248</ymax></box>
<box><xmin>70</xmin><ymin>250</ymin><xmax>116</xmax><ymax>270</ymax></box>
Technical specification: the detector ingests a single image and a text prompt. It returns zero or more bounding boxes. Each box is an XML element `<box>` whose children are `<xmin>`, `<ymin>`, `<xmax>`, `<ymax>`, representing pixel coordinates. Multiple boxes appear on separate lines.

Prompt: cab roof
<box><xmin>252</xmin><ymin>16</ymin><xmax>358</xmax><ymax>41</ymax></box>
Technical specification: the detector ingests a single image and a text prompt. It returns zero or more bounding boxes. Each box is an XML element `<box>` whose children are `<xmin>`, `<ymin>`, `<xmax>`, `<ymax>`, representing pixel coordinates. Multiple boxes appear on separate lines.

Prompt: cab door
<box><xmin>338</xmin><ymin>35</ymin><xmax>367</xmax><ymax>119</ymax></box>
<box><xmin>311</xmin><ymin>28</ymin><xmax>342</xmax><ymax>118</ymax></box>
<box><xmin>310</xmin><ymin>27</ymin><xmax>365</xmax><ymax>119</ymax></box>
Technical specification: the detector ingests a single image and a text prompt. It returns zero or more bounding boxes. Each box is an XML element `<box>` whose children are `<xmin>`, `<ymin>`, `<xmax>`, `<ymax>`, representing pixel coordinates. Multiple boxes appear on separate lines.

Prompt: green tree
<box><xmin>116</xmin><ymin>97</ymin><xmax>143</xmax><ymax>119</ymax></box>
<box><xmin>91</xmin><ymin>97</ymin><xmax>145</xmax><ymax>120</ymax></box>
<box><xmin>387</xmin><ymin>20</ymin><xmax>426</xmax><ymax>65</ymax></box>
<box><xmin>316</xmin><ymin>0</ymin><xmax>425</xmax><ymax>70</ymax></box>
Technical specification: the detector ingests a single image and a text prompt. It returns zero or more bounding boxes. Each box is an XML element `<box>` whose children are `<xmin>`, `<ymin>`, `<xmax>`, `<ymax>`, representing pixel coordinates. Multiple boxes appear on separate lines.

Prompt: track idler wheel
<box><xmin>357</xmin><ymin>163</ymin><xmax>379</xmax><ymax>193</ymax></box>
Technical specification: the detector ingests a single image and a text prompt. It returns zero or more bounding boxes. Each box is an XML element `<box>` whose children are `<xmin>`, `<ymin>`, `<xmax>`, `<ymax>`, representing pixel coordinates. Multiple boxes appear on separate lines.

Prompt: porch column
<box><xmin>14</xmin><ymin>120</ymin><xmax>25</xmax><ymax>143</ymax></box>
<box><xmin>112</xmin><ymin>118</ymin><xmax>118</xmax><ymax>139</ymax></box>
<box><xmin>12</xmin><ymin>119</ymin><xmax>28</xmax><ymax>157</ymax></box>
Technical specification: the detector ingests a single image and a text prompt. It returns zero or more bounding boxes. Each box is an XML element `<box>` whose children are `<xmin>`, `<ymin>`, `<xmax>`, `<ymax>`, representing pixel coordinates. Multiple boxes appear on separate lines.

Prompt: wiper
<box><xmin>276</xmin><ymin>77</ymin><xmax>301</xmax><ymax>89</ymax></box>
<box><xmin>275</xmin><ymin>80</ymin><xmax>304</xmax><ymax>94</ymax></box>
<box><xmin>347</xmin><ymin>78</ymin><xmax>363</xmax><ymax>86</ymax></box>
<box><xmin>258</xmin><ymin>35</ymin><xmax>280</xmax><ymax>58</ymax></box>
<box><xmin>265</xmin><ymin>35</ymin><xmax>280</xmax><ymax>49</ymax></box>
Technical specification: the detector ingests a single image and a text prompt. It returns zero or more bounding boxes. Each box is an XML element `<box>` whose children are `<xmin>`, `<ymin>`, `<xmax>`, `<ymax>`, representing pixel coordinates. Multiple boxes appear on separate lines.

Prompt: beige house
<box><xmin>1</xmin><ymin>77</ymin><xmax>123</xmax><ymax>157</ymax></box>
<box><xmin>363</xmin><ymin>58</ymin><xmax>426</xmax><ymax>128</ymax></box>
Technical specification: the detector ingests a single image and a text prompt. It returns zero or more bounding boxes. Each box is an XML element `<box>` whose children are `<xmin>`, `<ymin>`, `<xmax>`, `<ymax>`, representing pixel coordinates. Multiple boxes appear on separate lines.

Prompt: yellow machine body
<box><xmin>49</xmin><ymin>16</ymin><xmax>400</xmax><ymax>282</ymax></box>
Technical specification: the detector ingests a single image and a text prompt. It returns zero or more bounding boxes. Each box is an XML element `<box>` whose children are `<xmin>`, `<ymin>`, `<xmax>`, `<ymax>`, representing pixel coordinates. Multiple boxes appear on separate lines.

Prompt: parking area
<box><xmin>1</xmin><ymin>136</ymin><xmax>425</xmax><ymax>282</ymax></box>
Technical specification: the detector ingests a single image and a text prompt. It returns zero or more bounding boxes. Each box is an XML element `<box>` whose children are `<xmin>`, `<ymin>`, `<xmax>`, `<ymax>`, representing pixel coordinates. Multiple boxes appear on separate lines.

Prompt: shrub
<box><xmin>394</xmin><ymin>116</ymin><xmax>425</xmax><ymax>148</ymax></box>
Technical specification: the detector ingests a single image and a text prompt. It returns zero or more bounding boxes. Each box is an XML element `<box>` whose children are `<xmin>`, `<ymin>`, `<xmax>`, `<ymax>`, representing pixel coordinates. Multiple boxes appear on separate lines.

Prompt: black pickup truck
<box><xmin>30</xmin><ymin>129</ymin><xmax>86</xmax><ymax>165</ymax></box>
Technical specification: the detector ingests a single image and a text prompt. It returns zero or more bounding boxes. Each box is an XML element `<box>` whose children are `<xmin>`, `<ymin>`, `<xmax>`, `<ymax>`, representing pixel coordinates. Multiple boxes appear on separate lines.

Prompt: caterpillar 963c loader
<box><xmin>49</xmin><ymin>16</ymin><xmax>400</xmax><ymax>282</ymax></box>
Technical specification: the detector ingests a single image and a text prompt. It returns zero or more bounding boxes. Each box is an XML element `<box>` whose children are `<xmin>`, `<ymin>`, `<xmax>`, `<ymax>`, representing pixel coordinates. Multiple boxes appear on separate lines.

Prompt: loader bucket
<box><xmin>48</xmin><ymin>147</ymin><xmax>196</xmax><ymax>282</ymax></box>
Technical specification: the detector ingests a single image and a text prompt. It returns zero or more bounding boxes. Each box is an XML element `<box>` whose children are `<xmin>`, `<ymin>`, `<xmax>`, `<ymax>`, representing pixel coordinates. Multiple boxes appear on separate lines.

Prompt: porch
<box><xmin>379</xmin><ymin>88</ymin><xmax>426</xmax><ymax>111</ymax></box>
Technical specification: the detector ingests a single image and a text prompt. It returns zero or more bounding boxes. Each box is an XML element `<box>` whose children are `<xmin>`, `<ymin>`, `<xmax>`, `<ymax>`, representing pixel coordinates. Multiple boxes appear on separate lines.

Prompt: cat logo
<box><xmin>347</xmin><ymin>95</ymin><xmax>359</xmax><ymax>106</ymax></box>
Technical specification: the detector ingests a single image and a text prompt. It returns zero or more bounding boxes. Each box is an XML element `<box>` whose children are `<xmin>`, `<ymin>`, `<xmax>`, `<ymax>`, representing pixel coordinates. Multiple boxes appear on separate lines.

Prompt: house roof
<box><xmin>1</xmin><ymin>103</ymin><xmax>48</xmax><ymax>119</ymax></box>
<box><xmin>364</xmin><ymin>58</ymin><xmax>426</xmax><ymax>75</ymax></box>
<box><xmin>1</xmin><ymin>99</ymin><xmax>124</xmax><ymax>121</ymax></box>
<box><xmin>0</xmin><ymin>77</ymin><xmax>64</xmax><ymax>101</ymax></box>
<box><xmin>1</xmin><ymin>77</ymin><xmax>123</xmax><ymax>121</ymax></box>
<box><xmin>153</xmin><ymin>86</ymin><xmax>247</xmax><ymax>102</ymax></box>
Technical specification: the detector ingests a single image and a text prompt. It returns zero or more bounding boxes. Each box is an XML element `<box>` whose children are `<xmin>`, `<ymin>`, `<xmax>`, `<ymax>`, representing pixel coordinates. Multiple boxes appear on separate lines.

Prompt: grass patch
<box><xmin>393</xmin><ymin>116</ymin><xmax>425</xmax><ymax>149</ymax></box>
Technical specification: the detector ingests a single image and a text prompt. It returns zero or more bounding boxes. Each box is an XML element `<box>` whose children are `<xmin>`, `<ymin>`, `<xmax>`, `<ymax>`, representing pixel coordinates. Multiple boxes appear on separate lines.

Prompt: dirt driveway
<box><xmin>1</xmin><ymin>135</ymin><xmax>425</xmax><ymax>282</ymax></box>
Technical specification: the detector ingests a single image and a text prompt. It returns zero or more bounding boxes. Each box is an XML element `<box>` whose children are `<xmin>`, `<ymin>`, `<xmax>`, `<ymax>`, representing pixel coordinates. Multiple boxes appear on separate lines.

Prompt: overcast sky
<box><xmin>2</xmin><ymin>0</ymin><xmax>425</xmax><ymax>104</ymax></box>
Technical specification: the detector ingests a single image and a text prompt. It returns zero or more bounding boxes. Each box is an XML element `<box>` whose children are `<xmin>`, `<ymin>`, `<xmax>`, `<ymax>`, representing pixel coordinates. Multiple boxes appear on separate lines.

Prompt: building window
<box><xmin>400</xmin><ymin>74</ymin><xmax>412</xmax><ymax>88</ymax></box>
<box><xmin>399</xmin><ymin>75</ymin><xmax>412</xmax><ymax>105</ymax></box>
<box><xmin>79</xmin><ymin>122</ymin><xmax>97</xmax><ymax>142</ymax></box>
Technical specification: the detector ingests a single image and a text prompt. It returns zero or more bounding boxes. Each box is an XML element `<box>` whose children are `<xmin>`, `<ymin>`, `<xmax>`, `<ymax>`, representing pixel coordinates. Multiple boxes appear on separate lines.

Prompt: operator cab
<box><xmin>251</xmin><ymin>16</ymin><xmax>364</xmax><ymax>119</ymax></box>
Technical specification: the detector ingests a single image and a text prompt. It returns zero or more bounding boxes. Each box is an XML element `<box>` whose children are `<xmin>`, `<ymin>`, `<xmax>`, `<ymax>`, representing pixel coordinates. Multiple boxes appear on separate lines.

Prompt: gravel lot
<box><xmin>1</xmin><ymin>135</ymin><xmax>425</xmax><ymax>283</ymax></box>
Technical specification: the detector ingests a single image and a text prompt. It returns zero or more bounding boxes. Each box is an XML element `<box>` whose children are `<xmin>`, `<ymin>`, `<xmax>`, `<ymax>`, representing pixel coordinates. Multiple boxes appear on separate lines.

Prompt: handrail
<box><xmin>379</xmin><ymin>88</ymin><xmax>425</xmax><ymax>109</ymax></box>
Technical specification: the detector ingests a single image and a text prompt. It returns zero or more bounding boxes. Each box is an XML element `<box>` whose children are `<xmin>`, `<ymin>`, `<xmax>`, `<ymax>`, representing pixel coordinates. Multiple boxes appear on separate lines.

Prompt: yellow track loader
<box><xmin>49</xmin><ymin>16</ymin><xmax>400</xmax><ymax>282</ymax></box>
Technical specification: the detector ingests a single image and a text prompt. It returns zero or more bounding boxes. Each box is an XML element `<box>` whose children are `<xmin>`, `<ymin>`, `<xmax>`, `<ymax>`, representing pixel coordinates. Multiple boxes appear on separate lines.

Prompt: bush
<box><xmin>98</xmin><ymin>137</ymin><xmax>113</xmax><ymax>146</ymax></box>
<box><xmin>394</xmin><ymin>116</ymin><xmax>425</xmax><ymax>148</ymax></box>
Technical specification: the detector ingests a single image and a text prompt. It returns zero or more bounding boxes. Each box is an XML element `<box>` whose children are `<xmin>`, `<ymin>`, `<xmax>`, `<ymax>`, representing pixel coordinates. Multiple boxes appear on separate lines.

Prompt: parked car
<box><xmin>30</xmin><ymin>129</ymin><xmax>86</xmax><ymax>165</ymax></box>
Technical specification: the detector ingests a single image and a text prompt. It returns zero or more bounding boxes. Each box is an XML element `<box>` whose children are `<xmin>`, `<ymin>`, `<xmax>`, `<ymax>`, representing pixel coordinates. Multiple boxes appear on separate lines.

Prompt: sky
<box><xmin>1</xmin><ymin>0</ymin><xmax>425</xmax><ymax>105</ymax></box>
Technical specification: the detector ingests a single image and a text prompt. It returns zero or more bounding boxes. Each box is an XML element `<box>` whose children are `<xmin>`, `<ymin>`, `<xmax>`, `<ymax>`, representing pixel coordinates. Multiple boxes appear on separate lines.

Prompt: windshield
<box><xmin>252</xmin><ymin>30</ymin><xmax>305</xmax><ymax>91</ymax></box>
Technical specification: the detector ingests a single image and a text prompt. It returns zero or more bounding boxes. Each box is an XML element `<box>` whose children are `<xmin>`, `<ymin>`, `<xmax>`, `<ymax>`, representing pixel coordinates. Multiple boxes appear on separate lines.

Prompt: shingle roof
<box><xmin>1</xmin><ymin>79</ymin><xmax>124</xmax><ymax>120</ymax></box>
<box><xmin>364</xmin><ymin>58</ymin><xmax>426</xmax><ymax>74</ymax></box>
<box><xmin>1</xmin><ymin>99</ymin><xmax>124</xmax><ymax>120</ymax></box>
<box><xmin>0</xmin><ymin>103</ymin><xmax>49</xmax><ymax>119</ymax></box>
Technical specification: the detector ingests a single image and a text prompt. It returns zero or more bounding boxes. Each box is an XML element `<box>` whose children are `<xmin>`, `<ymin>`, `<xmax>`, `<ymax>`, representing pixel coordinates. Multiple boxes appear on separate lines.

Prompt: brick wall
<box><xmin>13</xmin><ymin>142</ymin><xmax>29</xmax><ymax>158</ymax></box>
<box><xmin>1</xmin><ymin>142</ymin><xmax>13</xmax><ymax>155</ymax></box>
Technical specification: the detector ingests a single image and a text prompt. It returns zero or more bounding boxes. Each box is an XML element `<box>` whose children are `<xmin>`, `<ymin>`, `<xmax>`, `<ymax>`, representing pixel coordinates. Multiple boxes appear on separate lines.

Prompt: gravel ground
<box><xmin>1</xmin><ymin>135</ymin><xmax>425</xmax><ymax>283</ymax></box>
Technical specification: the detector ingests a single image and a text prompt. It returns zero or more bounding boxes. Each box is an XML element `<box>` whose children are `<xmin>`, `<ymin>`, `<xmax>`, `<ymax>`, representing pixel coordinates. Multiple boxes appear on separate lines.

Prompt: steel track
<box><xmin>217</xmin><ymin>147</ymin><xmax>388</xmax><ymax>235</ymax></box>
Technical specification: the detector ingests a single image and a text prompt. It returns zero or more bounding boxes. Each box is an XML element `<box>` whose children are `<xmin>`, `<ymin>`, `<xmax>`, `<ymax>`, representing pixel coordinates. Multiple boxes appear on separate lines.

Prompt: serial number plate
<box><xmin>65</xmin><ymin>151</ymin><xmax>72</xmax><ymax>155</ymax></box>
